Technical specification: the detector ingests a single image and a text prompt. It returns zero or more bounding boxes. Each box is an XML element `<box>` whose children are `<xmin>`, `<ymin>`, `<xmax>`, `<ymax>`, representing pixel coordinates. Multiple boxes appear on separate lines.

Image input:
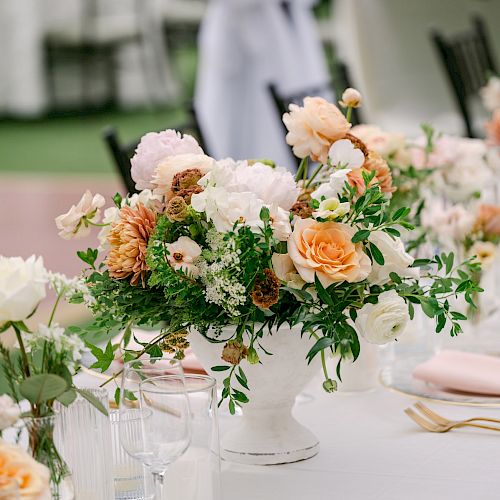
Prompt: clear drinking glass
<box><xmin>110</xmin><ymin>410</ymin><xmax>154</xmax><ymax>500</ymax></box>
<box><xmin>54</xmin><ymin>388</ymin><xmax>114</xmax><ymax>500</ymax></box>
<box><xmin>167</xmin><ymin>375</ymin><xmax>221</xmax><ymax>500</ymax></box>
<box><xmin>119</xmin><ymin>358</ymin><xmax>191</xmax><ymax>499</ymax></box>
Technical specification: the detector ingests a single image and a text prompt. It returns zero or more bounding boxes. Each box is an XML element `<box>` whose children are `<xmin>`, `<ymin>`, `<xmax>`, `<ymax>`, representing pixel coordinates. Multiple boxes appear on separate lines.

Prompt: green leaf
<box><xmin>370</xmin><ymin>243</ymin><xmax>385</xmax><ymax>265</ymax></box>
<box><xmin>393</xmin><ymin>207</ymin><xmax>410</xmax><ymax>220</ymax></box>
<box><xmin>228</xmin><ymin>399</ymin><xmax>236</xmax><ymax>415</ymax></box>
<box><xmin>445</xmin><ymin>253</ymin><xmax>454</xmax><ymax>275</ymax></box>
<box><xmin>114</xmin><ymin>388</ymin><xmax>121</xmax><ymax>408</ymax></box>
<box><xmin>211</xmin><ymin>365</ymin><xmax>230</xmax><ymax>372</ymax></box>
<box><xmin>20</xmin><ymin>374</ymin><xmax>68</xmax><ymax>405</ymax></box>
<box><xmin>314</xmin><ymin>274</ymin><xmax>334</xmax><ymax>307</ymax></box>
<box><xmin>232</xmin><ymin>389</ymin><xmax>249</xmax><ymax>404</ymax></box>
<box><xmin>306</xmin><ymin>337</ymin><xmax>335</xmax><ymax>362</ymax></box>
<box><xmin>389</xmin><ymin>272</ymin><xmax>402</xmax><ymax>284</ymax></box>
<box><xmin>420</xmin><ymin>298</ymin><xmax>436</xmax><ymax>318</ymax></box>
<box><xmin>88</xmin><ymin>341</ymin><xmax>114</xmax><ymax>372</ymax></box>
<box><xmin>57</xmin><ymin>390</ymin><xmax>77</xmax><ymax>407</ymax></box>
<box><xmin>384</xmin><ymin>227</ymin><xmax>401</xmax><ymax>238</ymax></box>
<box><xmin>75</xmin><ymin>388</ymin><xmax>108</xmax><ymax>416</ymax></box>
<box><xmin>351</xmin><ymin>229</ymin><xmax>371</xmax><ymax>243</ymax></box>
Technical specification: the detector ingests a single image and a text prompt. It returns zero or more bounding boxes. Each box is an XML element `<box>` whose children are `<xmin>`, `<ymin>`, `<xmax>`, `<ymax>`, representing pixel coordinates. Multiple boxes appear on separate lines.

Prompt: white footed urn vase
<box><xmin>188</xmin><ymin>324</ymin><xmax>321</xmax><ymax>465</ymax></box>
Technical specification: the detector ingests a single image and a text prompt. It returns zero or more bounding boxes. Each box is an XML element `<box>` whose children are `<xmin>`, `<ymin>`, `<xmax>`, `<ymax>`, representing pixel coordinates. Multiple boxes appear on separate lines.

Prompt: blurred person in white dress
<box><xmin>195</xmin><ymin>0</ymin><xmax>332</xmax><ymax>169</ymax></box>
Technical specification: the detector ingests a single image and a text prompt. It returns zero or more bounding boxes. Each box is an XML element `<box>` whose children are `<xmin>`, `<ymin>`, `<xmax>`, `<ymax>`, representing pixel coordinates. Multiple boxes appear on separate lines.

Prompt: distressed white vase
<box><xmin>188</xmin><ymin>324</ymin><xmax>320</xmax><ymax>465</ymax></box>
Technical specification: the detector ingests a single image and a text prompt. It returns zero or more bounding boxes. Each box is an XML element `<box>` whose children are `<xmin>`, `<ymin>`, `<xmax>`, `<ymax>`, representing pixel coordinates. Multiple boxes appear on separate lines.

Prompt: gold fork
<box><xmin>414</xmin><ymin>401</ymin><xmax>500</xmax><ymax>426</ymax></box>
<box><xmin>404</xmin><ymin>407</ymin><xmax>500</xmax><ymax>433</ymax></box>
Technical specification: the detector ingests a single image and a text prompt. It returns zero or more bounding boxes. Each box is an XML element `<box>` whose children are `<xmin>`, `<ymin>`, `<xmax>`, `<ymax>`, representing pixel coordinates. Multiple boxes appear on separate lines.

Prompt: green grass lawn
<box><xmin>0</xmin><ymin>106</ymin><xmax>187</xmax><ymax>175</ymax></box>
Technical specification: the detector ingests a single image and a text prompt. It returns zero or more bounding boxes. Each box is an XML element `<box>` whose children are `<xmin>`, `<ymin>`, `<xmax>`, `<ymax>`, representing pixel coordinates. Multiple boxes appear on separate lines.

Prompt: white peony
<box><xmin>0</xmin><ymin>395</ymin><xmax>20</xmax><ymax>431</ymax></box>
<box><xmin>199</xmin><ymin>159</ymin><xmax>300</xmax><ymax>210</ymax></box>
<box><xmin>130</xmin><ymin>129</ymin><xmax>204</xmax><ymax>190</ymax></box>
<box><xmin>0</xmin><ymin>255</ymin><xmax>48</xmax><ymax>324</ymax></box>
<box><xmin>269</xmin><ymin>204</ymin><xmax>292</xmax><ymax>241</ymax></box>
<box><xmin>191</xmin><ymin>186</ymin><xmax>264</xmax><ymax>233</ymax></box>
<box><xmin>367</xmin><ymin>231</ymin><xmax>419</xmax><ymax>285</ymax></box>
<box><xmin>165</xmin><ymin>236</ymin><xmax>202</xmax><ymax>277</ymax></box>
<box><xmin>328</xmin><ymin>139</ymin><xmax>364</xmax><ymax>168</ymax></box>
<box><xmin>480</xmin><ymin>76</ymin><xmax>500</xmax><ymax>112</ymax></box>
<box><xmin>313</xmin><ymin>197</ymin><xmax>350</xmax><ymax>220</ymax></box>
<box><xmin>355</xmin><ymin>290</ymin><xmax>410</xmax><ymax>345</ymax></box>
<box><xmin>55</xmin><ymin>190</ymin><xmax>105</xmax><ymax>240</ymax></box>
<box><xmin>311</xmin><ymin>168</ymin><xmax>351</xmax><ymax>201</ymax></box>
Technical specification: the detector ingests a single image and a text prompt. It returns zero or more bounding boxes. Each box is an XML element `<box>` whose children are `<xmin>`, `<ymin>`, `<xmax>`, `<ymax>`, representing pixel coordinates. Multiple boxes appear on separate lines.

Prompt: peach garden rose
<box><xmin>288</xmin><ymin>218</ymin><xmax>371</xmax><ymax>287</ymax></box>
<box><xmin>283</xmin><ymin>97</ymin><xmax>351</xmax><ymax>164</ymax></box>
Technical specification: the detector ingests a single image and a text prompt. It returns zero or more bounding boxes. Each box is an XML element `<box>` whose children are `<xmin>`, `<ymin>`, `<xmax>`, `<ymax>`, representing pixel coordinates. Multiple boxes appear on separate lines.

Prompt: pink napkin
<box><xmin>413</xmin><ymin>350</ymin><xmax>500</xmax><ymax>396</ymax></box>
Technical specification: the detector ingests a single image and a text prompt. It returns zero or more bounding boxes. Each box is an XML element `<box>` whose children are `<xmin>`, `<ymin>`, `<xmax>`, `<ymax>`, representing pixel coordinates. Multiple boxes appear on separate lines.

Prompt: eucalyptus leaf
<box><xmin>20</xmin><ymin>374</ymin><xmax>68</xmax><ymax>405</ymax></box>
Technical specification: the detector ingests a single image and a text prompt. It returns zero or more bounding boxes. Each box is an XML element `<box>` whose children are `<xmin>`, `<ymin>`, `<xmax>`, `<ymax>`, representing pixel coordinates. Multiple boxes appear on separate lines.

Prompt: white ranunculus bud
<box><xmin>367</xmin><ymin>231</ymin><xmax>419</xmax><ymax>285</ymax></box>
<box><xmin>339</xmin><ymin>88</ymin><xmax>362</xmax><ymax>108</ymax></box>
<box><xmin>0</xmin><ymin>255</ymin><xmax>48</xmax><ymax>323</ymax></box>
<box><xmin>355</xmin><ymin>290</ymin><xmax>410</xmax><ymax>345</ymax></box>
<box><xmin>0</xmin><ymin>395</ymin><xmax>20</xmax><ymax>431</ymax></box>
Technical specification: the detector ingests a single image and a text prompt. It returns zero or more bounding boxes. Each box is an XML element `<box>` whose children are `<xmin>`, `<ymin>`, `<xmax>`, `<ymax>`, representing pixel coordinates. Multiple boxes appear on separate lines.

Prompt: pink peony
<box><xmin>130</xmin><ymin>130</ymin><xmax>204</xmax><ymax>190</ymax></box>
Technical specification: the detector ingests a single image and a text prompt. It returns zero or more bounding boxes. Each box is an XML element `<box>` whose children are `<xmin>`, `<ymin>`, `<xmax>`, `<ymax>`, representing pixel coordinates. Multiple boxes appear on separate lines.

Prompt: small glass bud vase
<box><xmin>24</xmin><ymin>415</ymin><xmax>74</xmax><ymax>499</ymax></box>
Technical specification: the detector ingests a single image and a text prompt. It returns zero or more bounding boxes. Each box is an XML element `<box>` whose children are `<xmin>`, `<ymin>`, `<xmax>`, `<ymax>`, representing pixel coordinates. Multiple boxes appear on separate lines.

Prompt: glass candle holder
<box><xmin>54</xmin><ymin>388</ymin><xmax>114</xmax><ymax>500</ymax></box>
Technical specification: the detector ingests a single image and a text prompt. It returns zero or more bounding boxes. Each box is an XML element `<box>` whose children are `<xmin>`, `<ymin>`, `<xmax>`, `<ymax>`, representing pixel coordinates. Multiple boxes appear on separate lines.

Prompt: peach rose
<box><xmin>288</xmin><ymin>218</ymin><xmax>371</xmax><ymax>287</ymax></box>
<box><xmin>283</xmin><ymin>97</ymin><xmax>351</xmax><ymax>164</ymax></box>
<box><xmin>0</xmin><ymin>441</ymin><xmax>50</xmax><ymax>499</ymax></box>
<box><xmin>475</xmin><ymin>204</ymin><xmax>500</xmax><ymax>237</ymax></box>
<box><xmin>485</xmin><ymin>109</ymin><xmax>500</xmax><ymax>146</ymax></box>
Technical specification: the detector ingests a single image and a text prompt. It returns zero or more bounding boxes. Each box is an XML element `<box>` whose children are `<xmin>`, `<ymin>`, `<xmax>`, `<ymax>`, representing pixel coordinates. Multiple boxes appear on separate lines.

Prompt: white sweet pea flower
<box><xmin>0</xmin><ymin>395</ymin><xmax>20</xmax><ymax>431</ymax></box>
<box><xmin>355</xmin><ymin>290</ymin><xmax>410</xmax><ymax>345</ymax></box>
<box><xmin>191</xmin><ymin>186</ymin><xmax>264</xmax><ymax>233</ymax></box>
<box><xmin>0</xmin><ymin>255</ymin><xmax>48</xmax><ymax>324</ymax></box>
<box><xmin>311</xmin><ymin>169</ymin><xmax>351</xmax><ymax>201</ymax></box>
<box><xmin>313</xmin><ymin>198</ymin><xmax>350</xmax><ymax>221</ymax></box>
<box><xmin>367</xmin><ymin>231</ymin><xmax>419</xmax><ymax>285</ymax></box>
<box><xmin>269</xmin><ymin>204</ymin><xmax>292</xmax><ymax>241</ymax></box>
<box><xmin>166</xmin><ymin>236</ymin><xmax>202</xmax><ymax>277</ymax></box>
<box><xmin>328</xmin><ymin>139</ymin><xmax>365</xmax><ymax>168</ymax></box>
<box><xmin>55</xmin><ymin>190</ymin><xmax>105</xmax><ymax>240</ymax></box>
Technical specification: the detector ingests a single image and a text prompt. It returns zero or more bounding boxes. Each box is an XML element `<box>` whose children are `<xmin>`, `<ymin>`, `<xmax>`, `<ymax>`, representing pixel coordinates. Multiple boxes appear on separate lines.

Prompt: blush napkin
<box><xmin>413</xmin><ymin>350</ymin><xmax>500</xmax><ymax>396</ymax></box>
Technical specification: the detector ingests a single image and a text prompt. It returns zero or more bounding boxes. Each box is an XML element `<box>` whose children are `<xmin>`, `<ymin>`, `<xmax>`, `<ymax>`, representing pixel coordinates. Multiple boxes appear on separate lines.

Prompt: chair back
<box><xmin>103</xmin><ymin>107</ymin><xmax>207</xmax><ymax>195</ymax></box>
<box><xmin>431</xmin><ymin>16</ymin><xmax>498</xmax><ymax>137</ymax></box>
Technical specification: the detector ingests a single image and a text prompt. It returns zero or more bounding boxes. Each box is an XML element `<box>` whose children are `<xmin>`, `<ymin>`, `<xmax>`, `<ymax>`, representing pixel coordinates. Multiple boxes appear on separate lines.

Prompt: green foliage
<box><xmin>20</xmin><ymin>374</ymin><xmax>68</xmax><ymax>405</ymax></box>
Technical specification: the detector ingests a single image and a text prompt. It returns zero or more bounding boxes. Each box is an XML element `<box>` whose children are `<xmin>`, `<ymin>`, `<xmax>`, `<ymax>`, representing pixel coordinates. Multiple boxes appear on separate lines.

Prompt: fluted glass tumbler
<box><xmin>166</xmin><ymin>375</ymin><xmax>221</xmax><ymax>500</ymax></box>
<box><xmin>54</xmin><ymin>388</ymin><xmax>114</xmax><ymax>499</ymax></box>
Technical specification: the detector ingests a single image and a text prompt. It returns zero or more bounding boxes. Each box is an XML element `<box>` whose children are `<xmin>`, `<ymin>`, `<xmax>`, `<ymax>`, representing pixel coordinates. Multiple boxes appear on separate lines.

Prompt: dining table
<box><xmin>78</xmin><ymin>367</ymin><xmax>500</xmax><ymax>500</ymax></box>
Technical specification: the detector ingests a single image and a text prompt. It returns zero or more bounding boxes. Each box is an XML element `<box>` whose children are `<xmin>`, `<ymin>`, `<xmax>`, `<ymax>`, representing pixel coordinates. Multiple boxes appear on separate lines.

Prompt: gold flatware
<box><xmin>414</xmin><ymin>401</ymin><xmax>500</xmax><ymax>426</ymax></box>
<box><xmin>404</xmin><ymin>407</ymin><xmax>500</xmax><ymax>433</ymax></box>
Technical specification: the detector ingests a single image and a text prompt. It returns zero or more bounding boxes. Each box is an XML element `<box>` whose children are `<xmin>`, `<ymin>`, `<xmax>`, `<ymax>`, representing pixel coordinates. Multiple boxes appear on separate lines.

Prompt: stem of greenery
<box><xmin>47</xmin><ymin>291</ymin><xmax>63</xmax><ymax>327</ymax></box>
<box><xmin>346</xmin><ymin>106</ymin><xmax>352</xmax><ymax>123</ymax></box>
<box><xmin>13</xmin><ymin>324</ymin><xmax>30</xmax><ymax>379</ymax></box>
<box><xmin>305</xmin><ymin>163</ymin><xmax>325</xmax><ymax>188</ymax></box>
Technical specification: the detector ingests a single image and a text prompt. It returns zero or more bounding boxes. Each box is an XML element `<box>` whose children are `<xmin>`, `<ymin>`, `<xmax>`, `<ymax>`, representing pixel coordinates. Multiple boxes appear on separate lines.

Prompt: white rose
<box><xmin>0</xmin><ymin>255</ymin><xmax>48</xmax><ymax>323</ymax></box>
<box><xmin>313</xmin><ymin>197</ymin><xmax>350</xmax><ymax>220</ymax></box>
<box><xmin>311</xmin><ymin>168</ymin><xmax>351</xmax><ymax>201</ymax></box>
<box><xmin>191</xmin><ymin>186</ymin><xmax>264</xmax><ymax>233</ymax></box>
<box><xmin>328</xmin><ymin>139</ymin><xmax>364</xmax><ymax>168</ymax></box>
<box><xmin>55</xmin><ymin>190</ymin><xmax>105</xmax><ymax>240</ymax></box>
<box><xmin>0</xmin><ymin>395</ymin><xmax>20</xmax><ymax>431</ymax></box>
<box><xmin>367</xmin><ymin>231</ymin><xmax>419</xmax><ymax>285</ymax></box>
<box><xmin>355</xmin><ymin>290</ymin><xmax>410</xmax><ymax>345</ymax></box>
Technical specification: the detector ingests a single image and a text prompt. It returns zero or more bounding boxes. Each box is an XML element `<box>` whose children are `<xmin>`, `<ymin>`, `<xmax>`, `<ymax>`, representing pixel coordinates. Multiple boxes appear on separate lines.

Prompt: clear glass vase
<box><xmin>54</xmin><ymin>388</ymin><xmax>114</xmax><ymax>499</ymax></box>
<box><xmin>24</xmin><ymin>415</ymin><xmax>74</xmax><ymax>499</ymax></box>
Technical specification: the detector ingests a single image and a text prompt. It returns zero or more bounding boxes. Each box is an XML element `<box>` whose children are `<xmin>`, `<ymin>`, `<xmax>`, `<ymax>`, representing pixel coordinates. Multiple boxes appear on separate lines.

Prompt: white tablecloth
<box><xmin>221</xmin><ymin>379</ymin><xmax>500</xmax><ymax>500</ymax></box>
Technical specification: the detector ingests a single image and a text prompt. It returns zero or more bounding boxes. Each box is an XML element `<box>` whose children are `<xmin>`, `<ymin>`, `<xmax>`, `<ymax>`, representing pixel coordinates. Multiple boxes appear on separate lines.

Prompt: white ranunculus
<box><xmin>480</xmin><ymin>76</ymin><xmax>500</xmax><ymax>112</ymax></box>
<box><xmin>328</xmin><ymin>139</ymin><xmax>365</xmax><ymax>168</ymax></box>
<box><xmin>0</xmin><ymin>255</ymin><xmax>48</xmax><ymax>323</ymax></box>
<box><xmin>269</xmin><ymin>204</ymin><xmax>292</xmax><ymax>241</ymax></box>
<box><xmin>55</xmin><ymin>190</ymin><xmax>105</xmax><ymax>240</ymax></box>
<box><xmin>339</xmin><ymin>88</ymin><xmax>362</xmax><ymax>108</ymax></box>
<box><xmin>313</xmin><ymin>197</ymin><xmax>350</xmax><ymax>220</ymax></box>
<box><xmin>191</xmin><ymin>186</ymin><xmax>264</xmax><ymax>233</ymax></box>
<box><xmin>200</xmin><ymin>159</ymin><xmax>300</xmax><ymax>210</ymax></box>
<box><xmin>0</xmin><ymin>395</ymin><xmax>20</xmax><ymax>431</ymax></box>
<box><xmin>355</xmin><ymin>290</ymin><xmax>410</xmax><ymax>345</ymax></box>
<box><xmin>367</xmin><ymin>231</ymin><xmax>419</xmax><ymax>285</ymax></box>
<box><xmin>311</xmin><ymin>168</ymin><xmax>351</xmax><ymax>201</ymax></box>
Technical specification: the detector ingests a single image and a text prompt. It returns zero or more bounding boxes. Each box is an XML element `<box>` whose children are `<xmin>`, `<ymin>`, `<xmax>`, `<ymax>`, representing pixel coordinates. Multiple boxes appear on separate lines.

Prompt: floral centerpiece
<box><xmin>0</xmin><ymin>255</ymin><xmax>105</xmax><ymax>497</ymax></box>
<box><xmin>60</xmin><ymin>91</ymin><xmax>481</xmax><ymax>406</ymax></box>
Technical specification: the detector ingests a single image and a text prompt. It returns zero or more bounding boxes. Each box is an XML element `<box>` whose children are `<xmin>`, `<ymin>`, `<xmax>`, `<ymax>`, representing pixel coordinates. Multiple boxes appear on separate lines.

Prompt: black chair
<box><xmin>103</xmin><ymin>106</ymin><xmax>207</xmax><ymax>194</ymax></box>
<box><xmin>431</xmin><ymin>16</ymin><xmax>498</xmax><ymax>138</ymax></box>
<box><xmin>44</xmin><ymin>0</ymin><xmax>152</xmax><ymax>113</ymax></box>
